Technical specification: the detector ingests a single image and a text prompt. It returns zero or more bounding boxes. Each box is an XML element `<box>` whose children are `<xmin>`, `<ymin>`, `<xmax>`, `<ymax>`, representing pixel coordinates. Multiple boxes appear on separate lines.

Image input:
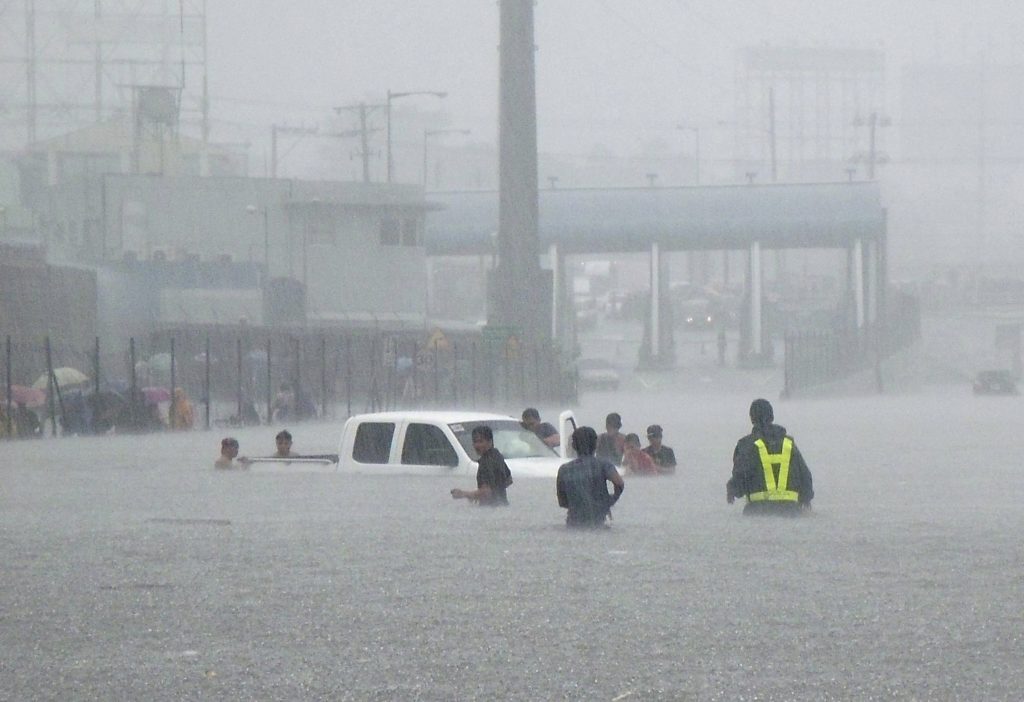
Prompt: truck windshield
<box><xmin>449</xmin><ymin>420</ymin><xmax>557</xmax><ymax>460</ymax></box>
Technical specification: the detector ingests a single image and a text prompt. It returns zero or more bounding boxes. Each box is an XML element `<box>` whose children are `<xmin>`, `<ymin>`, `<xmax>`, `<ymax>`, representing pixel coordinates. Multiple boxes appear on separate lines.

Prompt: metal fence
<box><xmin>2</xmin><ymin>330</ymin><xmax>575</xmax><ymax>439</ymax></box>
<box><xmin>783</xmin><ymin>291</ymin><xmax>921</xmax><ymax>395</ymax></box>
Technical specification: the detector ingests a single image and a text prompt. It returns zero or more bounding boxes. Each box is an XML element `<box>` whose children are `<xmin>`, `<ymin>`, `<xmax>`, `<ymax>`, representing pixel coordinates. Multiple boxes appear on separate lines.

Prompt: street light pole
<box><xmin>422</xmin><ymin>128</ymin><xmax>470</xmax><ymax>189</ymax></box>
<box><xmin>386</xmin><ymin>90</ymin><xmax>447</xmax><ymax>183</ymax></box>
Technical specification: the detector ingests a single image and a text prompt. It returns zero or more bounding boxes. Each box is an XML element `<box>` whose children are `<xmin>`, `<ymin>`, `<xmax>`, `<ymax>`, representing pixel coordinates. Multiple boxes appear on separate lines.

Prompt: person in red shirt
<box><xmin>622</xmin><ymin>433</ymin><xmax>659</xmax><ymax>476</ymax></box>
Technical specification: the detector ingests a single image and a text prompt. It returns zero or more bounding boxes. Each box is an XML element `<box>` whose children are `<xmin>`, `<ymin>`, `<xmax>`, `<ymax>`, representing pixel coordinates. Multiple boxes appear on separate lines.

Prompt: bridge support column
<box><xmin>750</xmin><ymin>241</ymin><xmax>763</xmax><ymax>357</ymax></box>
<box><xmin>548</xmin><ymin>243</ymin><xmax>569</xmax><ymax>345</ymax></box>
<box><xmin>638</xmin><ymin>241</ymin><xmax>674</xmax><ymax>369</ymax></box>
<box><xmin>852</xmin><ymin>238</ymin><xmax>865</xmax><ymax>332</ymax></box>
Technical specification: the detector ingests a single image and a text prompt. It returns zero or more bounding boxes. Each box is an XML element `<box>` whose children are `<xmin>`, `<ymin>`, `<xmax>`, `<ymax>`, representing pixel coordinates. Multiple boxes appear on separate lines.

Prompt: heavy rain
<box><xmin>1</xmin><ymin>1</ymin><xmax>1023</xmax><ymax>700</ymax></box>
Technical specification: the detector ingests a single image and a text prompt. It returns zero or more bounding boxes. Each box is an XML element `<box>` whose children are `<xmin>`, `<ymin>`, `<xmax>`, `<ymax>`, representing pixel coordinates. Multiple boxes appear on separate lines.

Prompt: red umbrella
<box><xmin>7</xmin><ymin>384</ymin><xmax>46</xmax><ymax>407</ymax></box>
<box><xmin>142</xmin><ymin>386</ymin><xmax>171</xmax><ymax>404</ymax></box>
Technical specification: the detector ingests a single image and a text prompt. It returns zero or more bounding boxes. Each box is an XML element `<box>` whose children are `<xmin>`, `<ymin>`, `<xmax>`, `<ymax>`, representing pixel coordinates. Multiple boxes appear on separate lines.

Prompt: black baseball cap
<box><xmin>646</xmin><ymin>424</ymin><xmax>663</xmax><ymax>438</ymax></box>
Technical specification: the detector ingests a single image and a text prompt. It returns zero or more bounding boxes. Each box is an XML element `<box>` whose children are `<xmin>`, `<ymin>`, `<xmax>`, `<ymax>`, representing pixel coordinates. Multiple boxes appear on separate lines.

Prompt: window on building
<box><xmin>379</xmin><ymin>217</ymin><xmax>400</xmax><ymax>246</ymax></box>
<box><xmin>353</xmin><ymin>422</ymin><xmax>395</xmax><ymax>464</ymax></box>
<box><xmin>401</xmin><ymin>217</ymin><xmax>419</xmax><ymax>246</ymax></box>
<box><xmin>401</xmin><ymin>423</ymin><xmax>458</xmax><ymax>467</ymax></box>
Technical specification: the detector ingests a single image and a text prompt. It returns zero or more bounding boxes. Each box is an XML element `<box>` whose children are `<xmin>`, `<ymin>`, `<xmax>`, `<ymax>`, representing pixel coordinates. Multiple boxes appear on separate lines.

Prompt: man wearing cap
<box><xmin>642</xmin><ymin>424</ymin><xmax>677</xmax><ymax>474</ymax></box>
<box><xmin>727</xmin><ymin>398</ymin><xmax>813</xmax><ymax>516</ymax></box>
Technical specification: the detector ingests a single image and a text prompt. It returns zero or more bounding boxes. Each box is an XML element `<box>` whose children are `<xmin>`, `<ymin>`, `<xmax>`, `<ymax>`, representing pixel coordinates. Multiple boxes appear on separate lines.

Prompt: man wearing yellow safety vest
<box><xmin>727</xmin><ymin>398</ymin><xmax>813</xmax><ymax>515</ymax></box>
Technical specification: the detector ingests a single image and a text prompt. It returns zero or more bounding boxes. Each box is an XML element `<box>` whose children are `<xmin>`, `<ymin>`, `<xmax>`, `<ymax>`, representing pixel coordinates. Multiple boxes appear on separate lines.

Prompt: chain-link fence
<box><xmin>2</xmin><ymin>330</ymin><xmax>575</xmax><ymax>439</ymax></box>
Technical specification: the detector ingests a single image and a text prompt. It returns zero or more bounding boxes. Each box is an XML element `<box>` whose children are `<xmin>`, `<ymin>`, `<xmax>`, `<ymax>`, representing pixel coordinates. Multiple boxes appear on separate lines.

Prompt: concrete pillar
<box><xmin>650</xmin><ymin>241</ymin><xmax>661</xmax><ymax>356</ymax></box>
<box><xmin>549</xmin><ymin>243</ymin><xmax>560</xmax><ymax>340</ymax></box>
<box><xmin>865</xmin><ymin>239</ymin><xmax>878</xmax><ymax>326</ymax></box>
<box><xmin>750</xmin><ymin>241</ymin><xmax>762</xmax><ymax>356</ymax></box>
<box><xmin>853</xmin><ymin>238</ymin><xmax>865</xmax><ymax>329</ymax></box>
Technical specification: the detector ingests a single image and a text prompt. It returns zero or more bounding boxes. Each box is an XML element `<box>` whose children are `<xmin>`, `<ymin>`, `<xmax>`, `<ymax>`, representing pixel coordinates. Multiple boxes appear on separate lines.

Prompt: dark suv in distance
<box><xmin>973</xmin><ymin>370</ymin><xmax>1019</xmax><ymax>396</ymax></box>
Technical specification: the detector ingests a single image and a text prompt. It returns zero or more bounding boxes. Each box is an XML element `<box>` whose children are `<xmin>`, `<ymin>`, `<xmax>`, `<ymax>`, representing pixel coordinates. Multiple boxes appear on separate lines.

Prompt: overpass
<box><xmin>424</xmin><ymin>182</ymin><xmax>887</xmax><ymax>365</ymax></box>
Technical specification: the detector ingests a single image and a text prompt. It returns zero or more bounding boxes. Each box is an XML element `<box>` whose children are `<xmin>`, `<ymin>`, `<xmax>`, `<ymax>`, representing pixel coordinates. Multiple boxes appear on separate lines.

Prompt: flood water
<box><xmin>2</xmin><ymin>381</ymin><xmax>1022</xmax><ymax>700</ymax></box>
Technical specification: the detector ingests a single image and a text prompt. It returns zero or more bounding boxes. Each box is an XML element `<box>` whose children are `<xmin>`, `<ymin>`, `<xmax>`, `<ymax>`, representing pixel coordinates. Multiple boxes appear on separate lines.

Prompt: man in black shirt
<box><xmin>642</xmin><ymin>424</ymin><xmax>677</xmax><ymax>474</ymax></box>
<box><xmin>557</xmin><ymin>426</ymin><xmax>624</xmax><ymax>527</ymax></box>
<box><xmin>451</xmin><ymin>425</ymin><xmax>512</xmax><ymax>506</ymax></box>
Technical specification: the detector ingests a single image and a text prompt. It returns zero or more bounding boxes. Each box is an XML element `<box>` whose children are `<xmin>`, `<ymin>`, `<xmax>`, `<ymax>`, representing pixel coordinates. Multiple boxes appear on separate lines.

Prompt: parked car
<box><xmin>576</xmin><ymin>357</ymin><xmax>621</xmax><ymax>391</ymax></box>
<box><xmin>973</xmin><ymin>370</ymin><xmax>1019</xmax><ymax>395</ymax></box>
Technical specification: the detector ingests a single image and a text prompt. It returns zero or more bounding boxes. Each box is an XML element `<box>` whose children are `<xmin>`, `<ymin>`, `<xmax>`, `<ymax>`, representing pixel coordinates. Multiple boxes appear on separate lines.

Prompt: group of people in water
<box><xmin>453</xmin><ymin>398</ymin><xmax>814</xmax><ymax>526</ymax></box>
<box><xmin>213</xmin><ymin>397</ymin><xmax>815</xmax><ymax>526</ymax></box>
<box><xmin>214</xmin><ymin>429</ymin><xmax>294</xmax><ymax>468</ymax></box>
<box><xmin>517</xmin><ymin>407</ymin><xmax>678</xmax><ymax>476</ymax></box>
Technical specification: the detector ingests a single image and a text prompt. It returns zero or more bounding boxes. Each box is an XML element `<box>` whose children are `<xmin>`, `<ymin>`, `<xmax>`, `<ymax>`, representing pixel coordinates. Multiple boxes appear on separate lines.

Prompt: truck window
<box><xmin>353</xmin><ymin>422</ymin><xmax>395</xmax><ymax>464</ymax></box>
<box><xmin>401</xmin><ymin>423</ymin><xmax>458</xmax><ymax>467</ymax></box>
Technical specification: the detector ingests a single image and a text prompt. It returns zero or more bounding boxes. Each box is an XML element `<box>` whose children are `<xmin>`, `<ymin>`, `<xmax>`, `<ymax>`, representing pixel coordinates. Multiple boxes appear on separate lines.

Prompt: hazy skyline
<box><xmin>207</xmin><ymin>0</ymin><xmax>1024</xmax><ymax>158</ymax></box>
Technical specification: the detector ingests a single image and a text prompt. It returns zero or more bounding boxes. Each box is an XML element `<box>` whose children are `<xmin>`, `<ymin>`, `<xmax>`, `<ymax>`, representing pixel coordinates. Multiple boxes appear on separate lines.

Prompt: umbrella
<box><xmin>142</xmin><ymin>386</ymin><xmax>171</xmax><ymax>404</ymax></box>
<box><xmin>7</xmin><ymin>384</ymin><xmax>46</xmax><ymax>407</ymax></box>
<box><xmin>32</xmin><ymin>367</ymin><xmax>90</xmax><ymax>390</ymax></box>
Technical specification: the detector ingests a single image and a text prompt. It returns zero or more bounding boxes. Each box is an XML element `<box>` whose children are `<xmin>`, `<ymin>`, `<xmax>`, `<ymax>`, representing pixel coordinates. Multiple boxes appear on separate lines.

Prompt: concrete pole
<box><xmin>853</xmin><ymin>238</ymin><xmax>865</xmax><ymax>329</ymax></box>
<box><xmin>650</xmin><ymin>241</ymin><xmax>660</xmax><ymax>359</ymax></box>
<box><xmin>549</xmin><ymin>243</ymin><xmax>560</xmax><ymax>341</ymax></box>
<box><xmin>750</xmin><ymin>241</ymin><xmax>762</xmax><ymax>356</ymax></box>
<box><xmin>865</xmin><ymin>239</ymin><xmax>878</xmax><ymax>326</ymax></box>
<box><xmin>492</xmin><ymin>0</ymin><xmax>546</xmax><ymax>341</ymax></box>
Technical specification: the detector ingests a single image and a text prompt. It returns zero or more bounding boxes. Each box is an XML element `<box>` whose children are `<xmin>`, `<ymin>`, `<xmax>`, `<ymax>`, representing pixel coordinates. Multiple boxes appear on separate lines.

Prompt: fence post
<box><xmin>204</xmin><ymin>335</ymin><xmax>211</xmax><ymax>431</ymax></box>
<box><xmin>533</xmin><ymin>345</ymin><xmax>541</xmax><ymax>401</ymax></box>
<box><xmin>128</xmin><ymin>337</ymin><xmax>137</xmax><ymax>431</ymax></box>
<box><xmin>410</xmin><ymin>339</ymin><xmax>418</xmax><ymax>408</ymax></box>
<box><xmin>345</xmin><ymin>336</ymin><xmax>353</xmax><ymax>418</ymax></box>
<box><xmin>45</xmin><ymin>336</ymin><xmax>58</xmax><ymax>436</ymax></box>
<box><xmin>321</xmin><ymin>335</ymin><xmax>328</xmax><ymax>419</ymax></box>
<box><xmin>4</xmin><ymin>336</ymin><xmax>12</xmax><ymax>437</ymax></box>
<box><xmin>292</xmin><ymin>336</ymin><xmax>302</xmax><ymax>418</ymax></box>
<box><xmin>432</xmin><ymin>339</ymin><xmax>440</xmax><ymax>406</ymax></box>
<box><xmin>94</xmin><ymin>336</ymin><xmax>101</xmax><ymax>398</ymax></box>
<box><xmin>451</xmin><ymin>340</ymin><xmax>458</xmax><ymax>405</ymax></box>
<box><xmin>470</xmin><ymin>341</ymin><xmax>477</xmax><ymax>409</ymax></box>
<box><xmin>236</xmin><ymin>337</ymin><xmax>243</xmax><ymax>424</ymax></box>
<box><xmin>169</xmin><ymin>337</ymin><xmax>177</xmax><ymax>427</ymax></box>
<box><xmin>266</xmin><ymin>338</ymin><xmax>272</xmax><ymax>425</ymax></box>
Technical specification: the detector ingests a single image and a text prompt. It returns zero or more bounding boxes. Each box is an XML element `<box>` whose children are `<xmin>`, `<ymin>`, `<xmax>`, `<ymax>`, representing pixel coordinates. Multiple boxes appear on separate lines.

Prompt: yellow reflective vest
<box><xmin>748</xmin><ymin>437</ymin><xmax>800</xmax><ymax>502</ymax></box>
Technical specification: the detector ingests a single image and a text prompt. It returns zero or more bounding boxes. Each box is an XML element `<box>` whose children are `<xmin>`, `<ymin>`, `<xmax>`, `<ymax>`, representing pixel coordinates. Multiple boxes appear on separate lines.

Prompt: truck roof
<box><xmin>346</xmin><ymin>410</ymin><xmax>518</xmax><ymax>424</ymax></box>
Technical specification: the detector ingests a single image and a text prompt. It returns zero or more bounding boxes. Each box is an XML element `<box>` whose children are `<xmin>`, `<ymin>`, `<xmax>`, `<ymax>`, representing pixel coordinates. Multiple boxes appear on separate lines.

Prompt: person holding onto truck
<box><xmin>596</xmin><ymin>412</ymin><xmax>625</xmax><ymax>464</ymax></box>
<box><xmin>274</xmin><ymin>429</ymin><xmax>294</xmax><ymax>457</ymax></box>
<box><xmin>450</xmin><ymin>425</ymin><xmax>512</xmax><ymax>506</ymax></box>
<box><xmin>215</xmin><ymin>437</ymin><xmax>244</xmax><ymax>469</ymax></box>
<box><xmin>521</xmin><ymin>407</ymin><xmax>560</xmax><ymax>448</ymax></box>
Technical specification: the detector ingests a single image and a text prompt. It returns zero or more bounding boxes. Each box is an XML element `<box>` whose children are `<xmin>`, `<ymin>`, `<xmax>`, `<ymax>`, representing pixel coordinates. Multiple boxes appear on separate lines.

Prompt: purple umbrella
<box><xmin>142</xmin><ymin>386</ymin><xmax>171</xmax><ymax>404</ymax></box>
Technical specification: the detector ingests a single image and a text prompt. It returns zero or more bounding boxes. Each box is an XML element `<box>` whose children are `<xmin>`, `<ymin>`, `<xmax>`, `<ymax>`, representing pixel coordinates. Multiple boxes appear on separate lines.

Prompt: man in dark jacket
<box><xmin>727</xmin><ymin>398</ymin><xmax>813</xmax><ymax>516</ymax></box>
<box><xmin>557</xmin><ymin>426</ymin><xmax>624</xmax><ymax>527</ymax></box>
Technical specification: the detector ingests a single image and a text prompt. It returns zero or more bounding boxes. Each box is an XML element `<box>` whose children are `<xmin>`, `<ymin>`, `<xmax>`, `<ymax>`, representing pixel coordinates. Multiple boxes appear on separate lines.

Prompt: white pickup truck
<box><xmin>333</xmin><ymin>410</ymin><xmax>577</xmax><ymax>478</ymax></box>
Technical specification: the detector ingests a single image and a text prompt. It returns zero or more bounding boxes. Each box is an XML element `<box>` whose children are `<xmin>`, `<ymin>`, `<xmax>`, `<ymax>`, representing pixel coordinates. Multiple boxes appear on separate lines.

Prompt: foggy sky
<box><xmin>207</xmin><ymin>0</ymin><xmax>1024</xmax><ymax>156</ymax></box>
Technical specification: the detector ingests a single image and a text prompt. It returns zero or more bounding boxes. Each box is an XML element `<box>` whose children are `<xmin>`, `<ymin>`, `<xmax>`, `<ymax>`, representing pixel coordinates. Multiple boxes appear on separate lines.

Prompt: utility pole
<box><xmin>335</xmin><ymin>102</ymin><xmax>383</xmax><ymax>183</ymax></box>
<box><xmin>270</xmin><ymin>124</ymin><xmax>318</xmax><ymax>179</ymax></box>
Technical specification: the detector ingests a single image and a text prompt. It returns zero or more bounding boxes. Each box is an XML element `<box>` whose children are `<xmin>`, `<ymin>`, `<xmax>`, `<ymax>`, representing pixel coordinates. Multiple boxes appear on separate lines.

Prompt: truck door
<box><xmin>400</xmin><ymin>422</ymin><xmax>460</xmax><ymax>474</ymax></box>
